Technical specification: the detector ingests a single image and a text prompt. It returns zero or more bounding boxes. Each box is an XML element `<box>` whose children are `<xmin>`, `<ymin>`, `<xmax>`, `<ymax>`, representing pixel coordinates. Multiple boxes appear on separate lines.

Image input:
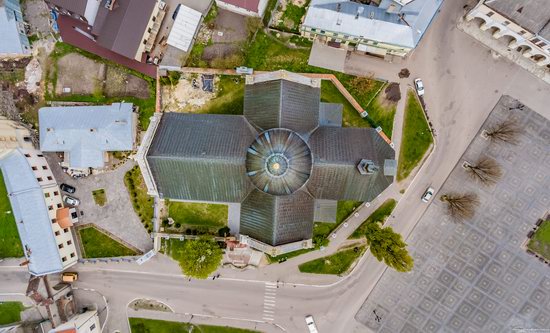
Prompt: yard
<box><xmin>167</xmin><ymin>201</ymin><xmax>228</xmax><ymax>228</ymax></box>
<box><xmin>79</xmin><ymin>226</ymin><xmax>138</xmax><ymax>258</ymax></box>
<box><xmin>46</xmin><ymin>43</ymin><xmax>156</xmax><ymax>129</ymax></box>
<box><xmin>321</xmin><ymin>80</ymin><xmax>370</xmax><ymax>128</ymax></box>
<box><xmin>124</xmin><ymin>166</ymin><xmax>154</xmax><ymax>233</ymax></box>
<box><xmin>274</xmin><ymin>0</ymin><xmax>309</xmax><ymax>32</ymax></box>
<box><xmin>298</xmin><ymin>246</ymin><xmax>366</xmax><ymax>275</ymax></box>
<box><xmin>397</xmin><ymin>90</ymin><xmax>433</xmax><ymax>181</ymax></box>
<box><xmin>314</xmin><ymin>200</ymin><xmax>363</xmax><ymax>240</ymax></box>
<box><xmin>92</xmin><ymin>189</ymin><xmax>107</xmax><ymax>207</ymax></box>
<box><xmin>350</xmin><ymin>199</ymin><xmax>397</xmax><ymax>239</ymax></box>
<box><xmin>129</xmin><ymin>318</ymin><xmax>260</xmax><ymax>333</ymax></box>
<box><xmin>196</xmin><ymin>76</ymin><xmax>244</xmax><ymax>115</ymax></box>
<box><xmin>0</xmin><ymin>301</ymin><xmax>24</xmax><ymax>325</ymax></box>
<box><xmin>527</xmin><ymin>220</ymin><xmax>550</xmax><ymax>261</ymax></box>
<box><xmin>0</xmin><ymin>172</ymin><xmax>23</xmax><ymax>259</ymax></box>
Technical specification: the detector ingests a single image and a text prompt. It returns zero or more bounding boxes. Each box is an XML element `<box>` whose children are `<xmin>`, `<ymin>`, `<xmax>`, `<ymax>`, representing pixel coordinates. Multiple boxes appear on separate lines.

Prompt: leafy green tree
<box><xmin>365</xmin><ymin>223</ymin><xmax>413</xmax><ymax>272</ymax></box>
<box><xmin>178</xmin><ymin>239</ymin><xmax>222</xmax><ymax>279</ymax></box>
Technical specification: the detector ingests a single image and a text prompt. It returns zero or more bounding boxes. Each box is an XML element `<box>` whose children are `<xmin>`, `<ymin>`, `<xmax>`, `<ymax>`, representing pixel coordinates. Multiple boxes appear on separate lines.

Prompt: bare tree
<box><xmin>464</xmin><ymin>157</ymin><xmax>503</xmax><ymax>186</ymax></box>
<box><xmin>484</xmin><ymin>119</ymin><xmax>521</xmax><ymax>144</ymax></box>
<box><xmin>440</xmin><ymin>193</ymin><xmax>480</xmax><ymax>221</ymax></box>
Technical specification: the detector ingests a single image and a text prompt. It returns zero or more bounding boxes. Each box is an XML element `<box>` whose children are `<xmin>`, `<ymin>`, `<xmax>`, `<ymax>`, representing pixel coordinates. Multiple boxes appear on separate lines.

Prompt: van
<box><xmin>62</xmin><ymin>272</ymin><xmax>78</xmax><ymax>283</ymax></box>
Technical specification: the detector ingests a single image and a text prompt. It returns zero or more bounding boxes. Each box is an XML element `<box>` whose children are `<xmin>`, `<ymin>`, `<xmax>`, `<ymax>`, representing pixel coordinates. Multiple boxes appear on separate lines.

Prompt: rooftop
<box><xmin>0</xmin><ymin>0</ymin><xmax>31</xmax><ymax>55</ymax></box>
<box><xmin>0</xmin><ymin>149</ymin><xmax>64</xmax><ymax>276</ymax></box>
<box><xmin>39</xmin><ymin>103</ymin><xmax>135</xmax><ymax>169</ymax></box>
<box><xmin>302</xmin><ymin>0</ymin><xmax>444</xmax><ymax>48</ymax></box>
<box><xmin>486</xmin><ymin>0</ymin><xmax>550</xmax><ymax>41</ymax></box>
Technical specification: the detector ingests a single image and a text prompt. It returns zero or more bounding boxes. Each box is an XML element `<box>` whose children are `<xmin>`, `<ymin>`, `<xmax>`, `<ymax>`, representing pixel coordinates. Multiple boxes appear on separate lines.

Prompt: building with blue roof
<box><xmin>301</xmin><ymin>0</ymin><xmax>444</xmax><ymax>58</ymax></box>
<box><xmin>0</xmin><ymin>149</ymin><xmax>78</xmax><ymax>276</ymax></box>
<box><xmin>0</xmin><ymin>0</ymin><xmax>31</xmax><ymax>57</ymax></box>
<box><xmin>39</xmin><ymin>103</ymin><xmax>136</xmax><ymax>172</ymax></box>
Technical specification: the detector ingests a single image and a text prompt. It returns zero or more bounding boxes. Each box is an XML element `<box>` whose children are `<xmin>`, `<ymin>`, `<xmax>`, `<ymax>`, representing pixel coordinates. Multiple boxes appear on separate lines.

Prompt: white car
<box><xmin>421</xmin><ymin>187</ymin><xmax>435</xmax><ymax>203</ymax></box>
<box><xmin>414</xmin><ymin>78</ymin><xmax>425</xmax><ymax>97</ymax></box>
<box><xmin>305</xmin><ymin>315</ymin><xmax>319</xmax><ymax>333</ymax></box>
<box><xmin>63</xmin><ymin>195</ymin><xmax>80</xmax><ymax>207</ymax></box>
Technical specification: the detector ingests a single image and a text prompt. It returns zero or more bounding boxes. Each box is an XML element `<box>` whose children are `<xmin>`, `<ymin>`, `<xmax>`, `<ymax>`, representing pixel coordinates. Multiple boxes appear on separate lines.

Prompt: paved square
<box><xmin>356</xmin><ymin>95</ymin><xmax>550</xmax><ymax>331</ymax></box>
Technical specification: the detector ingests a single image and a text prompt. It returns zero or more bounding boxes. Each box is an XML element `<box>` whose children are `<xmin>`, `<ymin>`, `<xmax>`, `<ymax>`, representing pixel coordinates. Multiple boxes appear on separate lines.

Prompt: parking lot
<box><xmin>45</xmin><ymin>154</ymin><xmax>153</xmax><ymax>253</ymax></box>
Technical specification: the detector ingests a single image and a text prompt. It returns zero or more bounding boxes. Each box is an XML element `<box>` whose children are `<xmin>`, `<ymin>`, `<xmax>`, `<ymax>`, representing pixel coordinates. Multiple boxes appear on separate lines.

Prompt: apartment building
<box><xmin>301</xmin><ymin>0</ymin><xmax>444</xmax><ymax>59</ymax></box>
<box><xmin>0</xmin><ymin>116</ymin><xmax>33</xmax><ymax>152</ymax></box>
<box><xmin>44</xmin><ymin>0</ymin><xmax>167</xmax><ymax>76</ymax></box>
<box><xmin>0</xmin><ymin>149</ymin><xmax>78</xmax><ymax>276</ymax></box>
<box><xmin>466</xmin><ymin>0</ymin><xmax>550</xmax><ymax>70</ymax></box>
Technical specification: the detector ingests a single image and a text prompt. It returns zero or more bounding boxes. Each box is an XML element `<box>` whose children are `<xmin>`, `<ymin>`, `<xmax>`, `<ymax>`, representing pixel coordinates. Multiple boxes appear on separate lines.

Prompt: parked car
<box><xmin>422</xmin><ymin>187</ymin><xmax>435</xmax><ymax>203</ymax></box>
<box><xmin>61</xmin><ymin>272</ymin><xmax>78</xmax><ymax>283</ymax></box>
<box><xmin>60</xmin><ymin>183</ymin><xmax>76</xmax><ymax>194</ymax></box>
<box><xmin>414</xmin><ymin>78</ymin><xmax>425</xmax><ymax>97</ymax></box>
<box><xmin>63</xmin><ymin>195</ymin><xmax>80</xmax><ymax>206</ymax></box>
<box><xmin>305</xmin><ymin>315</ymin><xmax>319</xmax><ymax>333</ymax></box>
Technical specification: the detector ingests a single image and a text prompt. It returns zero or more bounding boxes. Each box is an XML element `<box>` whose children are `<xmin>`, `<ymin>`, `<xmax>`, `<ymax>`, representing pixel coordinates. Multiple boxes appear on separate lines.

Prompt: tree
<box><xmin>464</xmin><ymin>157</ymin><xmax>502</xmax><ymax>186</ymax></box>
<box><xmin>365</xmin><ymin>223</ymin><xmax>413</xmax><ymax>272</ymax></box>
<box><xmin>440</xmin><ymin>193</ymin><xmax>480</xmax><ymax>221</ymax></box>
<box><xmin>178</xmin><ymin>239</ymin><xmax>222</xmax><ymax>279</ymax></box>
<box><xmin>484</xmin><ymin>119</ymin><xmax>520</xmax><ymax>144</ymax></box>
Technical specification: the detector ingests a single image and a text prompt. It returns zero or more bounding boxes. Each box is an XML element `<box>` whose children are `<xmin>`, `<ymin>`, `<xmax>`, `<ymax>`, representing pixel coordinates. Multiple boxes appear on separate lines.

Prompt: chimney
<box><xmin>355</xmin><ymin>7</ymin><xmax>364</xmax><ymax>19</ymax></box>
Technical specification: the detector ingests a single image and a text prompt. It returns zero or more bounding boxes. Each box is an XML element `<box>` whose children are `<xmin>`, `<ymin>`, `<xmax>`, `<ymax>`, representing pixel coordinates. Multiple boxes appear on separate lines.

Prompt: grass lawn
<box><xmin>196</xmin><ymin>76</ymin><xmax>244</xmax><ymax>115</ymax></box>
<box><xmin>168</xmin><ymin>202</ymin><xmax>228</xmax><ymax>228</ymax></box>
<box><xmin>0</xmin><ymin>301</ymin><xmax>24</xmax><ymax>325</ymax></box>
<box><xmin>161</xmin><ymin>238</ymin><xmax>185</xmax><ymax>260</ymax></box>
<box><xmin>266</xmin><ymin>248</ymin><xmax>314</xmax><ymax>264</ymax></box>
<box><xmin>528</xmin><ymin>220</ymin><xmax>550</xmax><ymax>261</ymax></box>
<box><xmin>0</xmin><ymin>69</ymin><xmax>25</xmax><ymax>84</ymax></box>
<box><xmin>46</xmin><ymin>42</ymin><xmax>156</xmax><ymax>129</ymax></box>
<box><xmin>397</xmin><ymin>90</ymin><xmax>433</xmax><ymax>181</ymax></box>
<box><xmin>79</xmin><ymin>227</ymin><xmax>138</xmax><ymax>258</ymax></box>
<box><xmin>350</xmin><ymin>199</ymin><xmax>397</xmax><ymax>239</ymax></box>
<box><xmin>278</xmin><ymin>2</ymin><xmax>308</xmax><ymax>32</ymax></box>
<box><xmin>314</xmin><ymin>200</ymin><xmax>363</xmax><ymax>239</ymax></box>
<box><xmin>298</xmin><ymin>246</ymin><xmax>366</xmax><ymax>275</ymax></box>
<box><xmin>0</xmin><ymin>172</ymin><xmax>23</xmax><ymax>258</ymax></box>
<box><xmin>92</xmin><ymin>189</ymin><xmax>107</xmax><ymax>207</ymax></box>
<box><xmin>321</xmin><ymin>80</ymin><xmax>370</xmax><ymax>128</ymax></box>
<box><xmin>124</xmin><ymin>166</ymin><xmax>154</xmax><ymax>233</ymax></box>
<box><xmin>367</xmin><ymin>91</ymin><xmax>397</xmax><ymax>138</ymax></box>
<box><xmin>129</xmin><ymin>318</ymin><xmax>260</xmax><ymax>333</ymax></box>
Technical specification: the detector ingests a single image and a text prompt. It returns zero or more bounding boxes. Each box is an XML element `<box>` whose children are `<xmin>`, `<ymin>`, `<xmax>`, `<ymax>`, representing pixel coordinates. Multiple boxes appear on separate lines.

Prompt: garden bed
<box><xmin>527</xmin><ymin>220</ymin><xmax>550</xmax><ymax>261</ymax></box>
<box><xmin>92</xmin><ymin>189</ymin><xmax>107</xmax><ymax>207</ymax></box>
<box><xmin>124</xmin><ymin>166</ymin><xmax>154</xmax><ymax>233</ymax></box>
<box><xmin>298</xmin><ymin>245</ymin><xmax>366</xmax><ymax>275</ymax></box>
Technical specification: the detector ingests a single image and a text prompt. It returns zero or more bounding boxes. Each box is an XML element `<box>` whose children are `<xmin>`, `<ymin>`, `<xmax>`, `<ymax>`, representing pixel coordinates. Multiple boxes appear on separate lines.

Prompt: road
<box><xmin>3</xmin><ymin>0</ymin><xmax>550</xmax><ymax>332</ymax></box>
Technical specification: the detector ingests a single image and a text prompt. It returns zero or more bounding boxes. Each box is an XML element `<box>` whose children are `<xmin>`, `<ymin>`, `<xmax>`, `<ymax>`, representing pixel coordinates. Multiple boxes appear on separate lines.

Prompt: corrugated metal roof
<box><xmin>307</xmin><ymin>127</ymin><xmax>395</xmax><ymax>201</ymax></box>
<box><xmin>244</xmin><ymin>79</ymin><xmax>320</xmax><ymax>136</ymax></box>
<box><xmin>39</xmin><ymin>103</ymin><xmax>134</xmax><ymax>169</ymax></box>
<box><xmin>0</xmin><ymin>150</ymin><xmax>63</xmax><ymax>276</ymax></box>
<box><xmin>167</xmin><ymin>4</ymin><xmax>202</xmax><ymax>52</ymax></box>
<box><xmin>240</xmin><ymin>189</ymin><xmax>314</xmax><ymax>246</ymax></box>
<box><xmin>48</xmin><ymin>0</ymin><xmax>88</xmax><ymax>17</ymax></box>
<box><xmin>0</xmin><ymin>0</ymin><xmax>30</xmax><ymax>55</ymax></box>
<box><xmin>147</xmin><ymin>113</ymin><xmax>257</xmax><ymax>202</ymax></box>
<box><xmin>303</xmin><ymin>0</ymin><xmax>444</xmax><ymax>48</ymax></box>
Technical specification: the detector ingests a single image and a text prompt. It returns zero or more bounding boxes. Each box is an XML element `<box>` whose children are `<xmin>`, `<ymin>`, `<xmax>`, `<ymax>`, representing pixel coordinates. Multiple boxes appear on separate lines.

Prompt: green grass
<box><xmin>314</xmin><ymin>200</ymin><xmax>363</xmax><ymax>238</ymax></box>
<box><xmin>350</xmin><ymin>199</ymin><xmax>397</xmax><ymax>239</ymax></box>
<box><xmin>267</xmin><ymin>248</ymin><xmax>314</xmax><ymax>264</ymax></box>
<box><xmin>129</xmin><ymin>318</ymin><xmax>260</xmax><ymax>333</ymax></box>
<box><xmin>168</xmin><ymin>202</ymin><xmax>228</xmax><ymax>228</ymax></box>
<box><xmin>46</xmin><ymin>42</ymin><xmax>156</xmax><ymax>129</ymax></box>
<box><xmin>527</xmin><ymin>220</ymin><xmax>550</xmax><ymax>261</ymax></box>
<box><xmin>289</xmin><ymin>35</ymin><xmax>313</xmax><ymax>47</ymax></box>
<box><xmin>124</xmin><ymin>166</ymin><xmax>154</xmax><ymax>233</ymax></box>
<box><xmin>0</xmin><ymin>172</ymin><xmax>23</xmax><ymax>258</ymax></box>
<box><xmin>92</xmin><ymin>189</ymin><xmax>107</xmax><ymax>207</ymax></box>
<box><xmin>278</xmin><ymin>2</ymin><xmax>308</xmax><ymax>31</ymax></box>
<box><xmin>397</xmin><ymin>91</ymin><xmax>433</xmax><ymax>181</ymax></box>
<box><xmin>0</xmin><ymin>69</ymin><xmax>25</xmax><ymax>84</ymax></box>
<box><xmin>79</xmin><ymin>227</ymin><xmax>138</xmax><ymax>258</ymax></box>
<box><xmin>263</xmin><ymin>0</ymin><xmax>279</xmax><ymax>26</ymax></box>
<box><xmin>298</xmin><ymin>246</ymin><xmax>366</xmax><ymax>275</ymax></box>
<box><xmin>367</xmin><ymin>93</ymin><xmax>397</xmax><ymax>137</ymax></box>
<box><xmin>320</xmin><ymin>80</ymin><xmax>370</xmax><ymax>128</ymax></box>
<box><xmin>0</xmin><ymin>302</ymin><xmax>24</xmax><ymax>325</ymax></box>
<box><xmin>196</xmin><ymin>76</ymin><xmax>244</xmax><ymax>115</ymax></box>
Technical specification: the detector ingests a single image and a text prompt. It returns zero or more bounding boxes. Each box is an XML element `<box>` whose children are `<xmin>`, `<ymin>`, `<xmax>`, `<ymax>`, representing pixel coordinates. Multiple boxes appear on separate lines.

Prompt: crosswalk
<box><xmin>262</xmin><ymin>281</ymin><xmax>278</xmax><ymax>321</ymax></box>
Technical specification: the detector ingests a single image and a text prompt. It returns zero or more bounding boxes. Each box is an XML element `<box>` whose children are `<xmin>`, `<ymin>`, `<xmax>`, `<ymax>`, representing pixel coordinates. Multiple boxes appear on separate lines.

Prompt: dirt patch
<box><xmin>162</xmin><ymin>74</ymin><xmax>217</xmax><ymax>111</ymax></box>
<box><xmin>398</xmin><ymin>68</ymin><xmax>410</xmax><ymax>78</ymax></box>
<box><xmin>55</xmin><ymin>53</ymin><xmax>104</xmax><ymax>95</ymax></box>
<box><xmin>104</xmin><ymin>67</ymin><xmax>150</xmax><ymax>99</ymax></box>
<box><xmin>384</xmin><ymin>83</ymin><xmax>401</xmax><ymax>102</ymax></box>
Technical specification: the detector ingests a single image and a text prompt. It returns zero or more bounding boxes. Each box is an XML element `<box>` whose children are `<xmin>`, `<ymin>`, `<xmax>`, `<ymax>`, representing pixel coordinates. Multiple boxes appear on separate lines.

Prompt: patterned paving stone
<box><xmin>355</xmin><ymin>97</ymin><xmax>550</xmax><ymax>331</ymax></box>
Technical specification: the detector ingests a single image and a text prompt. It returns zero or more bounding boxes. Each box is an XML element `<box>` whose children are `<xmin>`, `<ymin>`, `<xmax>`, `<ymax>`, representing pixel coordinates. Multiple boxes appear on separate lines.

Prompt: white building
<box><xmin>0</xmin><ymin>0</ymin><xmax>31</xmax><ymax>58</ymax></box>
<box><xmin>49</xmin><ymin>309</ymin><xmax>101</xmax><ymax>333</ymax></box>
<box><xmin>466</xmin><ymin>0</ymin><xmax>550</xmax><ymax>70</ymax></box>
<box><xmin>0</xmin><ymin>149</ymin><xmax>78</xmax><ymax>276</ymax></box>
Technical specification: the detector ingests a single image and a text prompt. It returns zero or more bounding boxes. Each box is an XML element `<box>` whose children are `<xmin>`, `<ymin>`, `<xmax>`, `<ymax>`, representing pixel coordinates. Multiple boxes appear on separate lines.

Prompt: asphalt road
<box><xmin>3</xmin><ymin>0</ymin><xmax>550</xmax><ymax>332</ymax></box>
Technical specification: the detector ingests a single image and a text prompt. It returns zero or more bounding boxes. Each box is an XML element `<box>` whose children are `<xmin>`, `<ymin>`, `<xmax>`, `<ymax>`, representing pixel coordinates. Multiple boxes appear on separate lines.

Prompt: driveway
<box><xmin>45</xmin><ymin>154</ymin><xmax>153</xmax><ymax>253</ymax></box>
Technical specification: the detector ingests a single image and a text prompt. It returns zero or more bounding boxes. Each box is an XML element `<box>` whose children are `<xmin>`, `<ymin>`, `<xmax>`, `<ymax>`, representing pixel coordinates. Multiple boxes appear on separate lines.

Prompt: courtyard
<box><xmin>356</xmin><ymin>96</ymin><xmax>550</xmax><ymax>332</ymax></box>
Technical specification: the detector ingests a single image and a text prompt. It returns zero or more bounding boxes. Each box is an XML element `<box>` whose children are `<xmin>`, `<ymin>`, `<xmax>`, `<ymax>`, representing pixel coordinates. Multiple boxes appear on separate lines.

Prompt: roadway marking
<box><xmin>262</xmin><ymin>282</ymin><xmax>278</xmax><ymax>321</ymax></box>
